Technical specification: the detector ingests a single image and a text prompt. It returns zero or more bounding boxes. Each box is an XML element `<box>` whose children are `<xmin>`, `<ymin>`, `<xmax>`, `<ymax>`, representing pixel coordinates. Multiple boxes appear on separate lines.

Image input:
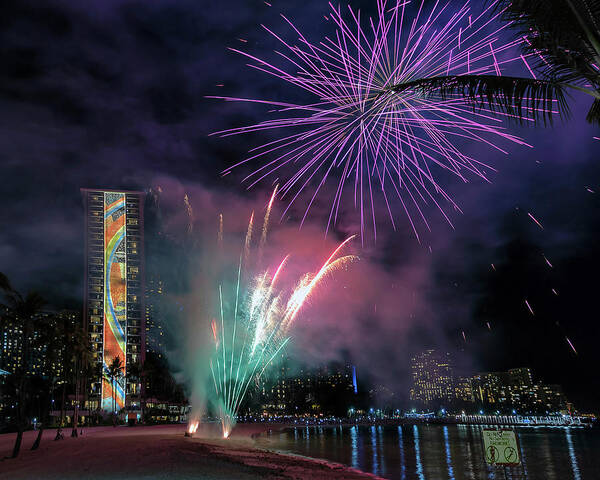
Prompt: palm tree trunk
<box><xmin>141</xmin><ymin>378</ymin><xmax>145</xmax><ymax>424</ymax></box>
<box><xmin>31</xmin><ymin>424</ymin><xmax>44</xmax><ymax>450</ymax></box>
<box><xmin>31</xmin><ymin>386</ymin><xmax>50</xmax><ymax>451</ymax></box>
<box><xmin>11</xmin><ymin>428</ymin><xmax>23</xmax><ymax>458</ymax></box>
<box><xmin>71</xmin><ymin>368</ymin><xmax>79</xmax><ymax>437</ymax></box>
<box><xmin>12</xmin><ymin>329</ymin><xmax>30</xmax><ymax>458</ymax></box>
<box><xmin>112</xmin><ymin>378</ymin><xmax>116</xmax><ymax>427</ymax></box>
<box><xmin>12</xmin><ymin>377</ymin><xmax>26</xmax><ymax>457</ymax></box>
<box><xmin>60</xmin><ymin>382</ymin><xmax>66</xmax><ymax>427</ymax></box>
<box><xmin>71</xmin><ymin>403</ymin><xmax>79</xmax><ymax>437</ymax></box>
<box><xmin>82</xmin><ymin>372</ymin><xmax>89</xmax><ymax>431</ymax></box>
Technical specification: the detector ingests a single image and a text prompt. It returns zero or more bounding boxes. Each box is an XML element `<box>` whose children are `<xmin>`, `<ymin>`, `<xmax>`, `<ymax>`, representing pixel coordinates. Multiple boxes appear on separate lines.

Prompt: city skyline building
<box><xmin>472</xmin><ymin>367</ymin><xmax>568</xmax><ymax>413</ymax></box>
<box><xmin>0</xmin><ymin>308</ymin><xmax>82</xmax><ymax>421</ymax></box>
<box><xmin>0</xmin><ymin>308</ymin><xmax>80</xmax><ymax>379</ymax></box>
<box><xmin>82</xmin><ymin>188</ymin><xmax>145</xmax><ymax>413</ymax></box>
<box><xmin>259</xmin><ymin>360</ymin><xmax>356</xmax><ymax>415</ymax></box>
<box><xmin>409</xmin><ymin>349</ymin><xmax>570</xmax><ymax>414</ymax></box>
<box><xmin>409</xmin><ymin>349</ymin><xmax>455</xmax><ymax>407</ymax></box>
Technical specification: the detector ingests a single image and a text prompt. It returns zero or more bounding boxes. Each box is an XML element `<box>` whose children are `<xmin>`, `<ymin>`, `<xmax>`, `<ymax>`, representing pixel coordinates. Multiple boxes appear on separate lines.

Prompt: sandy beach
<box><xmin>0</xmin><ymin>424</ymin><xmax>382</xmax><ymax>479</ymax></box>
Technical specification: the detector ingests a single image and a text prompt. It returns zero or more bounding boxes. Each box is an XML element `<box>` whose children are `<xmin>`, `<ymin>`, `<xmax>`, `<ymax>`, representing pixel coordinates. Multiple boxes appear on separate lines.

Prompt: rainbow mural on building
<box><xmin>102</xmin><ymin>192</ymin><xmax>127</xmax><ymax>411</ymax></box>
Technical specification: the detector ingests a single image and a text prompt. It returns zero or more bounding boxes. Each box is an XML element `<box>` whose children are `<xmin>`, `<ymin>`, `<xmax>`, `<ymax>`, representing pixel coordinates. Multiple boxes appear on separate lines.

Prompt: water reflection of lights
<box><xmin>518</xmin><ymin>432</ymin><xmax>529</xmax><ymax>478</ymax></box>
<box><xmin>566</xmin><ymin>429</ymin><xmax>581</xmax><ymax>480</ymax></box>
<box><xmin>443</xmin><ymin>426</ymin><xmax>455</xmax><ymax>480</ymax></box>
<box><xmin>413</xmin><ymin>425</ymin><xmax>425</xmax><ymax>480</ymax></box>
<box><xmin>378</xmin><ymin>426</ymin><xmax>385</xmax><ymax>476</ymax></box>
<box><xmin>398</xmin><ymin>427</ymin><xmax>406</xmax><ymax>480</ymax></box>
<box><xmin>370</xmin><ymin>425</ymin><xmax>378</xmax><ymax>475</ymax></box>
<box><xmin>350</xmin><ymin>426</ymin><xmax>358</xmax><ymax>469</ymax></box>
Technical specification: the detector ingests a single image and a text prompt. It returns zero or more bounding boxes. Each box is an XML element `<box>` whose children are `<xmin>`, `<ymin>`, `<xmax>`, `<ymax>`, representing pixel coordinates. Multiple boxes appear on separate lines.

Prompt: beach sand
<box><xmin>0</xmin><ymin>424</ymin><xmax>382</xmax><ymax>479</ymax></box>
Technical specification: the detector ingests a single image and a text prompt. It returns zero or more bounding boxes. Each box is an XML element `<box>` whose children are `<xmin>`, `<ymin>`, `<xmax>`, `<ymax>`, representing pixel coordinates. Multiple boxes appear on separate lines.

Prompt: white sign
<box><xmin>482</xmin><ymin>429</ymin><xmax>521</xmax><ymax>465</ymax></box>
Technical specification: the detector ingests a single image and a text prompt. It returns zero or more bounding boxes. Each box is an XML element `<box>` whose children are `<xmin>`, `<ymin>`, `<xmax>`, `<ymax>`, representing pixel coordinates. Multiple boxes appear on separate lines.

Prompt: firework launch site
<box><xmin>0</xmin><ymin>424</ymin><xmax>378</xmax><ymax>480</ymax></box>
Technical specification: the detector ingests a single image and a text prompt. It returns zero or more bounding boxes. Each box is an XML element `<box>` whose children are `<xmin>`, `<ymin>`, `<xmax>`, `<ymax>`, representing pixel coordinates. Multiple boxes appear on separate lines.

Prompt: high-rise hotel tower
<box><xmin>82</xmin><ymin>189</ymin><xmax>145</xmax><ymax>412</ymax></box>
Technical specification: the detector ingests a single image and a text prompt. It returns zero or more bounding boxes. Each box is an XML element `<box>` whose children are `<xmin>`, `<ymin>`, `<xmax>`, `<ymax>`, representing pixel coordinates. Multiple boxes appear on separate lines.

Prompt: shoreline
<box><xmin>195</xmin><ymin>433</ymin><xmax>385</xmax><ymax>480</ymax></box>
<box><xmin>0</xmin><ymin>424</ymin><xmax>383</xmax><ymax>479</ymax></box>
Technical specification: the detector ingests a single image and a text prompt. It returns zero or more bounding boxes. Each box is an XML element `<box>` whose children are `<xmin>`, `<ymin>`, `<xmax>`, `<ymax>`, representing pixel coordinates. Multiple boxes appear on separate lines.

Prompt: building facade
<box><xmin>259</xmin><ymin>360</ymin><xmax>356</xmax><ymax>415</ymax></box>
<box><xmin>145</xmin><ymin>274</ymin><xmax>165</xmax><ymax>358</ymax></box>
<box><xmin>409</xmin><ymin>349</ymin><xmax>569</xmax><ymax>414</ymax></box>
<box><xmin>409</xmin><ymin>349</ymin><xmax>455</xmax><ymax>407</ymax></box>
<box><xmin>472</xmin><ymin>367</ymin><xmax>568</xmax><ymax>413</ymax></box>
<box><xmin>0</xmin><ymin>308</ymin><xmax>80</xmax><ymax>378</ymax></box>
<box><xmin>0</xmin><ymin>308</ymin><xmax>82</xmax><ymax>422</ymax></box>
<box><xmin>82</xmin><ymin>188</ymin><xmax>145</xmax><ymax>413</ymax></box>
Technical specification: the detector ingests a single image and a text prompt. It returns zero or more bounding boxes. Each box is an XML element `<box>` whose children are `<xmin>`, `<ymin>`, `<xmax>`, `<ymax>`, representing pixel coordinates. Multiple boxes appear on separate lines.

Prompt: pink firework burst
<box><xmin>210</xmin><ymin>0</ymin><xmax>552</xmax><ymax>241</ymax></box>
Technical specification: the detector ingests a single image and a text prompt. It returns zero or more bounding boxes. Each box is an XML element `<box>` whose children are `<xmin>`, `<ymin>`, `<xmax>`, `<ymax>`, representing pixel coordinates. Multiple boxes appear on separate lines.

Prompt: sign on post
<box><xmin>482</xmin><ymin>429</ymin><xmax>521</xmax><ymax>466</ymax></box>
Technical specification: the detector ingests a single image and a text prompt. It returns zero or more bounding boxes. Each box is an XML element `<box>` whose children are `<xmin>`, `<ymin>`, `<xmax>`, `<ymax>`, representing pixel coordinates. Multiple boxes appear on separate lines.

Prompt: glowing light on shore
<box><xmin>187</xmin><ymin>421</ymin><xmax>199</xmax><ymax>435</ymax></box>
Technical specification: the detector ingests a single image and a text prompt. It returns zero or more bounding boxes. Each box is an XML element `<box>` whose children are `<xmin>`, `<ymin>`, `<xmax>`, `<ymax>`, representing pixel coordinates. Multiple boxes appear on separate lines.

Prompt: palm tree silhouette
<box><xmin>104</xmin><ymin>356</ymin><xmax>124</xmax><ymax>426</ymax></box>
<box><xmin>389</xmin><ymin>1</ymin><xmax>600</xmax><ymax>124</ymax></box>
<box><xmin>0</xmin><ymin>272</ymin><xmax>47</xmax><ymax>458</ymax></box>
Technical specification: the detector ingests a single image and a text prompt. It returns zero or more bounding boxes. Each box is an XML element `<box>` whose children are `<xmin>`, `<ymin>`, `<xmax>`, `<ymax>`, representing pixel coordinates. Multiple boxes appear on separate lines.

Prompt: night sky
<box><xmin>1</xmin><ymin>0</ymin><xmax>599</xmax><ymax>411</ymax></box>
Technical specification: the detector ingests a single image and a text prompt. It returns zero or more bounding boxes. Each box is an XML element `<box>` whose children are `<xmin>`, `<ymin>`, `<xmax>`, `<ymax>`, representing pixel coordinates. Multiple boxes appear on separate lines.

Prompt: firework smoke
<box><xmin>193</xmin><ymin>191</ymin><xmax>356</xmax><ymax>437</ymax></box>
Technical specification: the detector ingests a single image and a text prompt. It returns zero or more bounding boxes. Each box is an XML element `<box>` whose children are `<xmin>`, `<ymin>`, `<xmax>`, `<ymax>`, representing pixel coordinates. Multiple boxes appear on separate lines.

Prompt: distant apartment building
<box><xmin>0</xmin><ymin>308</ymin><xmax>80</xmax><ymax>378</ymax></box>
<box><xmin>410</xmin><ymin>350</ymin><xmax>569</xmax><ymax>413</ymax></box>
<box><xmin>0</xmin><ymin>309</ymin><xmax>81</xmax><ymax>420</ymax></box>
<box><xmin>464</xmin><ymin>368</ymin><xmax>567</xmax><ymax>413</ymax></box>
<box><xmin>472</xmin><ymin>367</ymin><xmax>567</xmax><ymax>413</ymax></box>
<box><xmin>82</xmin><ymin>188</ymin><xmax>145</xmax><ymax>413</ymax></box>
<box><xmin>454</xmin><ymin>376</ymin><xmax>474</xmax><ymax>403</ymax></box>
<box><xmin>260</xmin><ymin>360</ymin><xmax>355</xmax><ymax>414</ymax></box>
<box><xmin>409</xmin><ymin>349</ymin><xmax>455</xmax><ymax>407</ymax></box>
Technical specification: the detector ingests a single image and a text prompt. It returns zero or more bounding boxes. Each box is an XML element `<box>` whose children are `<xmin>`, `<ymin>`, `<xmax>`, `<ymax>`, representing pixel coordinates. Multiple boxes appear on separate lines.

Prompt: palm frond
<box><xmin>586</xmin><ymin>98</ymin><xmax>600</xmax><ymax>123</ymax></box>
<box><xmin>0</xmin><ymin>272</ymin><xmax>13</xmax><ymax>293</ymax></box>
<box><xmin>493</xmin><ymin>0</ymin><xmax>600</xmax><ymax>87</ymax></box>
<box><xmin>387</xmin><ymin>75</ymin><xmax>569</xmax><ymax>125</ymax></box>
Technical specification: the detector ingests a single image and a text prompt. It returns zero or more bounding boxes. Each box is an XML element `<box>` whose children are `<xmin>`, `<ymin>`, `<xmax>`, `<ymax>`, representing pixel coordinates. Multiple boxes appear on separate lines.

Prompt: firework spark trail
<box><xmin>527</xmin><ymin>212</ymin><xmax>544</xmax><ymax>229</ymax></box>
<box><xmin>218</xmin><ymin>213</ymin><xmax>224</xmax><ymax>246</ymax></box>
<box><xmin>260</xmin><ymin>185</ymin><xmax>278</xmax><ymax>251</ymax></box>
<box><xmin>565</xmin><ymin>336</ymin><xmax>578</xmax><ymax>355</ymax></box>
<box><xmin>258</xmin><ymin>186</ymin><xmax>279</xmax><ymax>267</ymax></box>
<box><xmin>184</xmin><ymin>193</ymin><xmax>194</xmax><ymax>235</ymax></box>
<box><xmin>244</xmin><ymin>211</ymin><xmax>254</xmax><ymax>262</ymax></box>
<box><xmin>525</xmin><ymin>299</ymin><xmax>534</xmax><ymax>316</ymax></box>
<box><xmin>210</xmin><ymin>0</ymin><xmax>553</xmax><ymax>240</ymax></box>
<box><xmin>206</xmin><ymin>204</ymin><xmax>357</xmax><ymax>438</ymax></box>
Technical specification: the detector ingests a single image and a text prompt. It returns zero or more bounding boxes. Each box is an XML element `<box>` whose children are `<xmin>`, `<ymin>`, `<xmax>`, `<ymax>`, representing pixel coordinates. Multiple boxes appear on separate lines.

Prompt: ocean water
<box><xmin>255</xmin><ymin>424</ymin><xmax>600</xmax><ymax>479</ymax></box>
